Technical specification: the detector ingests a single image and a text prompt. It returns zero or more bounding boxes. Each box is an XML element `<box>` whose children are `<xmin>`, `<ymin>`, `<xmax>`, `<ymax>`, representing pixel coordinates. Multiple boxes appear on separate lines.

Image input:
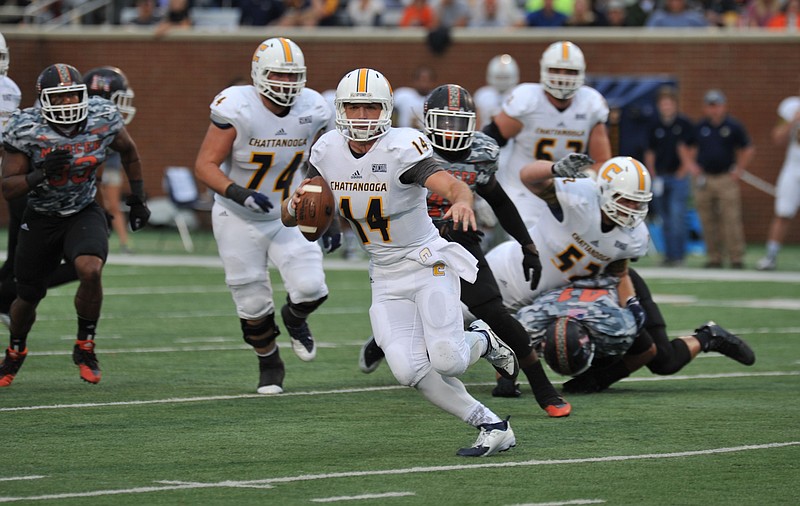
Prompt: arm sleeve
<box><xmin>399</xmin><ymin>157</ymin><xmax>442</xmax><ymax>186</ymax></box>
<box><xmin>477</xmin><ymin>177</ymin><xmax>532</xmax><ymax>245</ymax></box>
<box><xmin>481</xmin><ymin>121</ymin><xmax>508</xmax><ymax>147</ymax></box>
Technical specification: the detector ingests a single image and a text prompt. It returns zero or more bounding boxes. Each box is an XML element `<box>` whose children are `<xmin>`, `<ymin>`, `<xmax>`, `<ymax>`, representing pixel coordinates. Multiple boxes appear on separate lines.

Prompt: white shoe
<box><xmin>755</xmin><ymin>256</ymin><xmax>776</xmax><ymax>271</ymax></box>
<box><xmin>457</xmin><ymin>418</ymin><xmax>516</xmax><ymax>457</ymax></box>
<box><xmin>468</xmin><ymin>319</ymin><xmax>519</xmax><ymax>380</ymax></box>
<box><xmin>282</xmin><ymin>305</ymin><xmax>316</xmax><ymax>361</ymax></box>
<box><xmin>256</xmin><ymin>384</ymin><xmax>283</xmax><ymax>395</ymax></box>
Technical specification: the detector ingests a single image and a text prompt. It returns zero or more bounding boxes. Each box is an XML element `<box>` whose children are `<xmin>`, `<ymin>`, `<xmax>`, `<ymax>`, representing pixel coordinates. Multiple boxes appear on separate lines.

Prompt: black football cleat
<box><xmin>696</xmin><ymin>321</ymin><xmax>755</xmax><ymax>366</ymax></box>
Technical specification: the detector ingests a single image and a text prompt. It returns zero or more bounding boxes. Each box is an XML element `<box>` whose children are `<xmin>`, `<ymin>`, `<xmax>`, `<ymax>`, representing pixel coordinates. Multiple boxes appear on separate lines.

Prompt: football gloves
<box><xmin>321</xmin><ymin>229</ymin><xmax>342</xmax><ymax>254</ymax></box>
<box><xmin>626</xmin><ymin>296</ymin><xmax>646</xmax><ymax>333</ymax></box>
<box><xmin>225</xmin><ymin>183</ymin><xmax>273</xmax><ymax>213</ymax></box>
<box><xmin>126</xmin><ymin>194</ymin><xmax>151</xmax><ymax>232</ymax></box>
<box><xmin>551</xmin><ymin>153</ymin><xmax>594</xmax><ymax>179</ymax></box>
<box><xmin>41</xmin><ymin>149</ymin><xmax>73</xmax><ymax>180</ymax></box>
<box><xmin>27</xmin><ymin>149</ymin><xmax>73</xmax><ymax>187</ymax></box>
<box><xmin>521</xmin><ymin>243</ymin><xmax>542</xmax><ymax>290</ymax></box>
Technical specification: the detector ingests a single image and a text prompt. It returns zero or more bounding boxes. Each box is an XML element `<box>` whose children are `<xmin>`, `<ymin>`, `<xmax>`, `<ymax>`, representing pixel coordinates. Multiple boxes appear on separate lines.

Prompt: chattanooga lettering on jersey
<box><xmin>572</xmin><ymin>232</ymin><xmax>612</xmax><ymax>262</ymax></box>
<box><xmin>248</xmin><ymin>137</ymin><xmax>308</xmax><ymax>148</ymax></box>
<box><xmin>330</xmin><ymin>181</ymin><xmax>388</xmax><ymax>192</ymax></box>
<box><xmin>535</xmin><ymin>127</ymin><xmax>586</xmax><ymax>137</ymax></box>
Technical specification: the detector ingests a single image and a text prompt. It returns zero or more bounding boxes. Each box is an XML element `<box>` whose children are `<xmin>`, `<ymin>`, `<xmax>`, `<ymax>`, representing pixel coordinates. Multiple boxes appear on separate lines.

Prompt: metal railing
<box><xmin>0</xmin><ymin>0</ymin><xmax>115</xmax><ymax>27</ymax></box>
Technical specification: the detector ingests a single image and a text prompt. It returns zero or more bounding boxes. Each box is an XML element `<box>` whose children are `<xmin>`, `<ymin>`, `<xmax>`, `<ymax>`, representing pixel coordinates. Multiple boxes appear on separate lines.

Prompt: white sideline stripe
<box><xmin>1</xmin><ymin>371</ymin><xmax>797</xmax><ymax>413</ymax></box>
<box><xmin>0</xmin><ymin>476</ymin><xmax>46</xmax><ymax>482</ymax></box>
<box><xmin>0</xmin><ymin>443</ymin><xmax>795</xmax><ymax>503</ymax></box>
<box><xmin>310</xmin><ymin>491</ymin><xmax>415</xmax><ymax>502</ymax></box>
<box><xmin>510</xmin><ymin>500</ymin><xmax>605</xmax><ymax>506</ymax></box>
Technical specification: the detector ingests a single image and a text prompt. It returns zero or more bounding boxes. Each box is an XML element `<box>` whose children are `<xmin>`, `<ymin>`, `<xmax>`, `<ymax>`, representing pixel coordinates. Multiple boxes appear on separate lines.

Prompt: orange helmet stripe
<box><xmin>629</xmin><ymin>158</ymin><xmax>648</xmax><ymax>191</ymax></box>
<box><xmin>279</xmin><ymin>38</ymin><xmax>293</xmax><ymax>63</ymax></box>
<box><xmin>357</xmin><ymin>68</ymin><xmax>369</xmax><ymax>92</ymax></box>
<box><xmin>561</xmin><ymin>41</ymin><xmax>570</xmax><ymax>60</ymax></box>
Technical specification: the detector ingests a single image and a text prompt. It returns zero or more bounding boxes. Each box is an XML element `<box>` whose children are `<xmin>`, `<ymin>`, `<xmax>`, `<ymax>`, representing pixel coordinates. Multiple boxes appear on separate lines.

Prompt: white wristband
<box><xmin>287</xmin><ymin>201</ymin><xmax>296</xmax><ymax>218</ymax></box>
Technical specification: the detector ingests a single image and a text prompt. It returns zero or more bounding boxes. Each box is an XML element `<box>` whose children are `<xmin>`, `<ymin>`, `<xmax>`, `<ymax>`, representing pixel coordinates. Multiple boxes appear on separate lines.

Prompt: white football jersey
<box><xmin>496</xmin><ymin>83</ymin><xmax>609</xmax><ymax>226</ymax></box>
<box><xmin>778</xmin><ymin>96</ymin><xmax>800</xmax><ymax>171</ymax></box>
<box><xmin>486</xmin><ymin>178</ymin><xmax>650</xmax><ymax>311</ymax></box>
<box><xmin>392</xmin><ymin>87</ymin><xmax>425</xmax><ymax>130</ymax></box>
<box><xmin>310</xmin><ymin>127</ymin><xmax>443</xmax><ymax>266</ymax></box>
<box><xmin>209</xmin><ymin>85</ymin><xmax>331</xmax><ymax>221</ymax></box>
<box><xmin>0</xmin><ymin>75</ymin><xmax>21</xmax><ymax>143</ymax></box>
<box><xmin>474</xmin><ymin>85</ymin><xmax>507</xmax><ymax>129</ymax></box>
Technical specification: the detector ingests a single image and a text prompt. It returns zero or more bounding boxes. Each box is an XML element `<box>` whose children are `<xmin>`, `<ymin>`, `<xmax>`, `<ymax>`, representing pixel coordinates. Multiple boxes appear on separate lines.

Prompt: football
<box><xmin>295</xmin><ymin>176</ymin><xmax>335</xmax><ymax>242</ymax></box>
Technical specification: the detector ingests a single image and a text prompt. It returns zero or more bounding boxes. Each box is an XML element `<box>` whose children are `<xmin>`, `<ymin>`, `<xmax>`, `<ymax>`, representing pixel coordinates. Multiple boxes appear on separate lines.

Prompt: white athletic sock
<box><xmin>464</xmin><ymin>330</ymin><xmax>488</xmax><ymax>366</ymax></box>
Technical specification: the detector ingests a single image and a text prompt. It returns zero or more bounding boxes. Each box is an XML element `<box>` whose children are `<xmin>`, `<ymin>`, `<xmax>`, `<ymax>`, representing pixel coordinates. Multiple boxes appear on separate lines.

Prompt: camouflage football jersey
<box><xmin>4</xmin><ymin>96</ymin><xmax>123</xmax><ymax>216</ymax></box>
<box><xmin>514</xmin><ymin>276</ymin><xmax>638</xmax><ymax>359</ymax></box>
<box><xmin>209</xmin><ymin>85</ymin><xmax>331</xmax><ymax>222</ymax></box>
<box><xmin>427</xmin><ymin>131</ymin><xmax>499</xmax><ymax>226</ymax></box>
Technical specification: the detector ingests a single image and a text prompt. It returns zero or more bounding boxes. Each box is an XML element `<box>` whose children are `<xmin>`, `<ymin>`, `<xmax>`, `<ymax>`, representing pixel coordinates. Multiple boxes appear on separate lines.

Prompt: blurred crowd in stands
<box><xmin>1</xmin><ymin>0</ymin><xmax>797</xmax><ymax>30</ymax></box>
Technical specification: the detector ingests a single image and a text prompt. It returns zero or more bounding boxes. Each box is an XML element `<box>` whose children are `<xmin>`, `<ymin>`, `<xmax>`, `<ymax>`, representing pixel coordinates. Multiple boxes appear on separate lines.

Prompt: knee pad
<box><xmin>230</xmin><ymin>281</ymin><xmax>272</xmax><ymax>320</ymax></box>
<box><xmin>427</xmin><ymin>339</ymin><xmax>469</xmax><ymax>378</ymax></box>
<box><xmin>15</xmin><ymin>281</ymin><xmax>46</xmax><ymax>305</ymax></box>
<box><xmin>241</xmin><ymin>314</ymin><xmax>280</xmax><ymax>349</ymax></box>
<box><xmin>284</xmin><ymin>294</ymin><xmax>327</xmax><ymax>319</ymax></box>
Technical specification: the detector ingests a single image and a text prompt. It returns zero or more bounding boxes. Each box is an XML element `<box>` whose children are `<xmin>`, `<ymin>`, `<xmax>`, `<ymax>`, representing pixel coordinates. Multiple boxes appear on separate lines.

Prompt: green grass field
<box><xmin>1</xmin><ymin>228</ymin><xmax>799</xmax><ymax>505</ymax></box>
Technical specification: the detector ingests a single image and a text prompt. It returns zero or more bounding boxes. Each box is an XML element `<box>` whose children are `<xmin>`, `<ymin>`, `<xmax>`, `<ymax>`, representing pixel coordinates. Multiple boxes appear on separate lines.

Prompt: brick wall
<box><xmin>3</xmin><ymin>28</ymin><xmax>799</xmax><ymax>243</ymax></box>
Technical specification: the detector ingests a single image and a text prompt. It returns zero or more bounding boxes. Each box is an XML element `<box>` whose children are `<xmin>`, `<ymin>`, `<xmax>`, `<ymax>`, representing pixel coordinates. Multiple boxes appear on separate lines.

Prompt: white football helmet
<box><xmin>0</xmin><ymin>32</ymin><xmax>8</xmax><ymax>78</ymax></box>
<box><xmin>334</xmin><ymin>68</ymin><xmax>393</xmax><ymax>142</ymax></box>
<box><xmin>540</xmin><ymin>41</ymin><xmax>585</xmax><ymax>100</ymax></box>
<box><xmin>250</xmin><ymin>37</ymin><xmax>306</xmax><ymax>107</ymax></box>
<box><xmin>487</xmin><ymin>54</ymin><xmax>519</xmax><ymax>94</ymax></box>
<box><xmin>597</xmin><ymin>156</ymin><xmax>653</xmax><ymax>229</ymax></box>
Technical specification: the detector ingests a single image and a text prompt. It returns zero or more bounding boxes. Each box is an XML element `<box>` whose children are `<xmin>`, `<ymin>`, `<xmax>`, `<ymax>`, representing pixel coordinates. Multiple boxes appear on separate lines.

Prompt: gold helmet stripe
<box><xmin>279</xmin><ymin>38</ymin><xmax>293</xmax><ymax>63</ymax></box>
<box><xmin>629</xmin><ymin>158</ymin><xmax>648</xmax><ymax>191</ymax></box>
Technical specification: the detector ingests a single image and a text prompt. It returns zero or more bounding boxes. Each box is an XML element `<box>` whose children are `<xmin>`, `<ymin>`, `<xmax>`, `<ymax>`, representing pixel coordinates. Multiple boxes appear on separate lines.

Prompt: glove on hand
<box><xmin>41</xmin><ymin>149</ymin><xmax>73</xmax><ymax>180</ymax></box>
<box><xmin>321</xmin><ymin>230</ymin><xmax>342</xmax><ymax>254</ymax></box>
<box><xmin>551</xmin><ymin>153</ymin><xmax>594</xmax><ymax>178</ymax></box>
<box><xmin>626</xmin><ymin>296</ymin><xmax>646</xmax><ymax>333</ymax></box>
<box><xmin>126</xmin><ymin>195</ymin><xmax>151</xmax><ymax>232</ymax></box>
<box><xmin>226</xmin><ymin>183</ymin><xmax>273</xmax><ymax>213</ymax></box>
<box><xmin>521</xmin><ymin>243</ymin><xmax>542</xmax><ymax>291</ymax></box>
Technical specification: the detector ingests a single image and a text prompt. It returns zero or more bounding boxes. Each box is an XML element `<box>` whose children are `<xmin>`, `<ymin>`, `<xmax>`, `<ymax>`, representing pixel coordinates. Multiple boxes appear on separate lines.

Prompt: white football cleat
<box><xmin>755</xmin><ymin>256</ymin><xmax>776</xmax><ymax>271</ymax></box>
<box><xmin>469</xmin><ymin>319</ymin><xmax>519</xmax><ymax>380</ymax></box>
<box><xmin>457</xmin><ymin>418</ymin><xmax>516</xmax><ymax>457</ymax></box>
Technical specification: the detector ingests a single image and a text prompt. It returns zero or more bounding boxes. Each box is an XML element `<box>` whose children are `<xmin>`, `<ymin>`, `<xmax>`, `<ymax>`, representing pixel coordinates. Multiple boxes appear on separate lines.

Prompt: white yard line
<box><xmin>1</xmin><ymin>370</ymin><xmax>797</xmax><ymax>413</ymax></box>
<box><xmin>0</xmin><ymin>442</ymin><xmax>796</xmax><ymax>503</ymax></box>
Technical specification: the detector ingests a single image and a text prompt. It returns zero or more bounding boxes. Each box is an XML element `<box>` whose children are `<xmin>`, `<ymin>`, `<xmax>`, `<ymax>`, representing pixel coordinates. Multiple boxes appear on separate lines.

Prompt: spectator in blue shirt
<box><xmin>525</xmin><ymin>0</ymin><xmax>568</xmax><ymax>26</ymax></box>
<box><xmin>646</xmin><ymin>0</ymin><xmax>709</xmax><ymax>26</ymax></box>
<box><xmin>692</xmin><ymin>89</ymin><xmax>756</xmax><ymax>269</ymax></box>
<box><xmin>644</xmin><ymin>85</ymin><xmax>696</xmax><ymax>267</ymax></box>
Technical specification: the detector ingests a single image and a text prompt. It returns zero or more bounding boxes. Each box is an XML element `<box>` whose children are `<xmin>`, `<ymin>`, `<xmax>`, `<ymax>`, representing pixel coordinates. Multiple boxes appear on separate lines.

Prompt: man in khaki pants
<box><xmin>692</xmin><ymin>89</ymin><xmax>756</xmax><ymax>269</ymax></box>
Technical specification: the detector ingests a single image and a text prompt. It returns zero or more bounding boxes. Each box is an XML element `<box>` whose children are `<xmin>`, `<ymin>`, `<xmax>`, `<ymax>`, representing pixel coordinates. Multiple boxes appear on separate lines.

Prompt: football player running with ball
<box><xmin>283</xmin><ymin>69</ymin><xmax>518</xmax><ymax>457</ymax></box>
<box><xmin>194</xmin><ymin>38</ymin><xmax>338</xmax><ymax>395</ymax></box>
<box><xmin>358</xmin><ymin>84</ymin><xmax>572</xmax><ymax>418</ymax></box>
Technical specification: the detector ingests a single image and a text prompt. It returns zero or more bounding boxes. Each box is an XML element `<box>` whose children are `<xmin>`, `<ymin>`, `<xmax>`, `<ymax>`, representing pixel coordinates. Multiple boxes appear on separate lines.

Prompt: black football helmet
<box><xmin>423</xmin><ymin>84</ymin><xmax>476</xmax><ymax>152</ymax></box>
<box><xmin>84</xmin><ymin>66</ymin><xmax>136</xmax><ymax>125</ymax></box>
<box><xmin>543</xmin><ymin>316</ymin><xmax>595</xmax><ymax>376</ymax></box>
<box><xmin>37</xmin><ymin>63</ymin><xmax>88</xmax><ymax>126</ymax></box>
